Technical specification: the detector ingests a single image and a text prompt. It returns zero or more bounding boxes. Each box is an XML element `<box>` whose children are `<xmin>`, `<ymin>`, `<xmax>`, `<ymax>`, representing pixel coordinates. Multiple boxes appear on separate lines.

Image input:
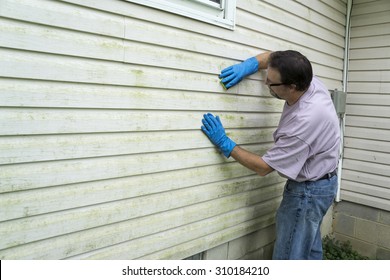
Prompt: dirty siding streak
<box><xmin>0</xmin><ymin>0</ymin><xmax>346</xmax><ymax>259</ymax></box>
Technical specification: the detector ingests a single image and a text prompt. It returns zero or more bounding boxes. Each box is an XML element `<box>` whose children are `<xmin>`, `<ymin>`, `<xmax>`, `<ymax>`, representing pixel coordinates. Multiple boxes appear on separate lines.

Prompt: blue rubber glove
<box><xmin>219</xmin><ymin>57</ymin><xmax>259</xmax><ymax>89</ymax></box>
<box><xmin>201</xmin><ymin>113</ymin><xmax>236</xmax><ymax>158</ymax></box>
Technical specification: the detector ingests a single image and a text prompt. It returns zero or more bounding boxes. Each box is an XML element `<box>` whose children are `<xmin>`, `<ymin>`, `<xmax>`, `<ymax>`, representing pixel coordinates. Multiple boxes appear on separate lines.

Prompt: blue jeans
<box><xmin>272</xmin><ymin>175</ymin><xmax>338</xmax><ymax>260</ymax></box>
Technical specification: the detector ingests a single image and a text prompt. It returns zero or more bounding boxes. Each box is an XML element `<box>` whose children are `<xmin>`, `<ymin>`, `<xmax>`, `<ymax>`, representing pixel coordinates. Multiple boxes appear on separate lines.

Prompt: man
<box><xmin>201</xmin><ymin>50</ymin><xmax>340</xmax><ymax>260</ymax></box>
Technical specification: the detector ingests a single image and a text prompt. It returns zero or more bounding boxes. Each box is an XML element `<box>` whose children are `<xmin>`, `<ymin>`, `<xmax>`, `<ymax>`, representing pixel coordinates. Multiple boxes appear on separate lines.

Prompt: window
<box><xmin>127</xmin><ymin>0</ymin><xmax>236</xmax><ymax>30</ymax></box>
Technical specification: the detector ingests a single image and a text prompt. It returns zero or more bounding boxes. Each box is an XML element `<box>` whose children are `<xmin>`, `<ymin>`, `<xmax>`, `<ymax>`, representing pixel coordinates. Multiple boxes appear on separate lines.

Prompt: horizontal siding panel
<box><xmin>321</xmin><ymin>0</ymin><xmax>347</xmax><ymax>14</ymax></box>
<box><xmin>124</xmin><ymin>40</ymin><xmax>229</xmax><ymax>75</ymax></box>
<box><xmin>348</xmin><ymin>82</ymin><xmax>390</xmax><ymax>93</ymax></box>
<box><xmin>350</xmin><ymin>47</ymin><xmax>390</xmax><ymax>60</ymax></box>
<box><xmin>344</xmin><ymin>148</ymin><xmax>390</xmax><ymax>165</ymax></box>
<box><xmin>346</xmin><ymin>104</ymin><xmax>390</xmax><ymax>118</ymax></box>
<box><xmin>344</xmin><ymin>137</ymin><xmax>390</xmax><ymax>153</ymax></box>
<box><xmin>343</xmin><ymin>159</ymin><xmax>388</xmax><ymax>177</ymax></box>
<box><xmin>296</xmin><ymin>0</ymin><xmax>346</xmax><ymax>25</ymax></box>
<box><xmin>0</xmin><ymin>17</ymin><xmax>235</xmax><ymax>76</ymax></box>
<box><xmin>352</xmin><ymin>0</ymin><xmax>375</xmax><ymax>4</ymax></box>
<box><xmin>350</xmin><ymin>35</ymin><xmax>390</xmax><ymax>49</ymax></box>
<box><xmin>236</xmin><ymin>9</ymin><xmax>344</xmax><ymax>63</ymax></box>
<box><xmin>67</xmin><ymin>205</ymin><xmax>279</xmax><ymax>260</ymax></box>
<box><xmin>340</xmin><ymin>190</ymin><xmax>390</xmax><ymax>211</ymax></box>
<box><xmin>351</xmin><ymin>11</ymin><xmax>390</xmax><ymax>27</ymax></box>
<box><xmin>0</xmin><ymin>198</ymin><xmax>278</xmax><ymax>259</ymax></box>
<box><xmin>0</xmin><ymin>78</ymin><xmax>282</xmax><ymax>110</ymax></box>
<box><xmin>342</xmin><ymin>169</ymin><xmax>389</xmax><ymax>189</ymax></box>
<box><xmin>0</xmin><ymin>128</ymin><xmax>275</xmax><ymax>165</ymax></box>
<box><xmin>0</xmin><ymin>49</ymin><xmax>232</xmax><ymax>93</ymax></box>
<box><xmin>344</xmin><ymin>126</ymin><xmax>390</xmax><ymax>141</ymax></box>
<box><xmin>0</xmin><ymin>108</ymin><xmax>281</xmax><ymax>136</ymax></box>
<box><xmin>342</xmin><ymin>180</ymin><xmax>390</xmax><ymax>200</ymax></box>
<box><xmin>0</xmin><ymin>0</ymin><xmax>125</xmax><ymax>37</ymax></box>
<box><xmin>349</xmin><ymin>59</ymin><xmax>390</xmax><ymax>71</ymax></box>
<box><xmin>348</xmin><ymin>71</ymin><xmax>390</xmax><ymax>82</ymax></box>
<box><xmin>123</xmin><ymin>17</ymin><xmax>261</xmax><ymax>65</ymax></box>
<box><xmin>0</xmin><ymin>164</ymin><xmax>251</xmax><ymax>221</ymax></box>
<box><xmin>263</xmin><ymin>0</ymin><xmax>345</xmax><ymax>35</ymax></box>
<box><xmin>0</xmin><ymin>48</ymin><xmax>273</xmax><ymax>97</ymax></box>
<box><xmin>351</xmin><ymin>0</ymin><xmax>390</xmax><ymax>16</ymax></box>
<box><xmin>345</xmin><ymin>116</ymin><xmax>390</xmax><ymax>130</ymax></box>
<box><xmin>0</xmin><ymin>181</ymin><xmax>283</xmax><ymax>257</ymax></box>
<box><xmin>0</xmin><ymin>17</ymin><xmax>124</xmax><ymax>62</ymax></box>
<box><xmin>0</xmin><ymin>171</ymin><xmax>282</xmax><ymax>222</ymax></box>
<box><xmin>318</xmin><ymin>77</ymin><xmax>342</xmax><ymax>90</ymax></box>
<box><xmin>351</xmin><ymin>23</ymin><xmax>390</xmax><ymax>38</ymax></box>
<box><xmin>0</xmin><ymin>143</ymin><xmax>271</xmax><ymax>193</ymax></box>
<box><xmin>239</xmin><ymin>0</ymin><xmax>344</xmax><ymax>47</ymax></box>
<box><xmin>347</xmin><ymin>93</ymin><xmax>390</xmax><ymax>105</ymax></box>
<box><xmin>238</xmin><ymin>4</ymin><xmax>342</xmax><ymax>74</ymax></box>
<box><xmin>137</xmin><ymin>214</ymin><xmax>276</xmax><ymax>260</ymax></box>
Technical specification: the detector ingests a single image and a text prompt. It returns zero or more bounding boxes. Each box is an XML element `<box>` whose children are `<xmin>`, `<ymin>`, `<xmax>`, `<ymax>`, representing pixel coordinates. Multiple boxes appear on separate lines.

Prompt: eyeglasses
<box><xmin>269</xmin><ymin>83</ymin><xmax>288</xmax><ymax>87</ymax></box>
<box><xmin>265</xmin><ymin>77</ymin><xmax>288</xmax><ymax>87</ymax></box>
<box><xmin>266</xmin><ymin>82</ymin><xmax>289</xmax><ymax>88</ymax></box>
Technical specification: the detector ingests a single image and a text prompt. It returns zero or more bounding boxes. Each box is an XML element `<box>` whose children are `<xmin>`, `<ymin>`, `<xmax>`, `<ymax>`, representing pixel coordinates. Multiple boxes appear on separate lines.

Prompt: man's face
<box><xmin>265</xmin><ymin>67</ymin><xmax>290</xmax><ymax>100</ymax></box>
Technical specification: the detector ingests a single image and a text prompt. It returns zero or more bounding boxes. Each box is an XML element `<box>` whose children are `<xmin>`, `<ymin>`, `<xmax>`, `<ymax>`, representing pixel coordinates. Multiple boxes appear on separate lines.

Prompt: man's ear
<box><xmin>288</xmin><ymin>84</ymin><xmax>297</xmax><ymax>91</ymax></box>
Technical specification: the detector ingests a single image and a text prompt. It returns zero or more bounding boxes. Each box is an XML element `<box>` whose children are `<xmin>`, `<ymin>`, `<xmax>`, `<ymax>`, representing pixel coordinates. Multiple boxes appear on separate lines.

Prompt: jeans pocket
<box><xmin>305</xmin><ymin>177</ymin><xmax>338</xmax><ymax>222</ymax></box>
<box><xmin>307</xmin><ymin>192</ymin><xmax>335</xmax><ymax>222</ymax></box>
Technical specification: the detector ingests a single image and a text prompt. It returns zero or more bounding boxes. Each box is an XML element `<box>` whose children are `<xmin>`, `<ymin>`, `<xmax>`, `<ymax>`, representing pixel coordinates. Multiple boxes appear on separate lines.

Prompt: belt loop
<box><xmin>328</xmin><ymin>170</ymin><xmax>337</xmax><ymax>178</ymax></box>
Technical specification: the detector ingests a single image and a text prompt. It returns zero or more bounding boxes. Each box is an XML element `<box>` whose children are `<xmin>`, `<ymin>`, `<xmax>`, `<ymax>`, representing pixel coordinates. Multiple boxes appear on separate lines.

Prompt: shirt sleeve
<box><xmin>262</xmin><ymin>135</ymin><xmax>310</xmax><ymax>180</ymax></box>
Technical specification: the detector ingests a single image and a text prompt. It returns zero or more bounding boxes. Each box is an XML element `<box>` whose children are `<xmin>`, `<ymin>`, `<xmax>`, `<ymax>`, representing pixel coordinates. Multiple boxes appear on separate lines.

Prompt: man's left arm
<box><xmin>201</xmin><ymin>113</ymin><xmax>274</xmax><ymax>177</ymax></box>
<box><xmin>230</xmin><ymin>146</ymin><xmax>274</xmax><ymax>177</ymax></box>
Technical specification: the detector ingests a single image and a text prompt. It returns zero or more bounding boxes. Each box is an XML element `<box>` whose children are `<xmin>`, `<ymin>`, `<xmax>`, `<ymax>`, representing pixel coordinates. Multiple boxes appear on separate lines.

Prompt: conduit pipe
<box><xmin>336</xmin><ymin>0</ymin><xmax>353</xmax><ymax>202</ymax></box>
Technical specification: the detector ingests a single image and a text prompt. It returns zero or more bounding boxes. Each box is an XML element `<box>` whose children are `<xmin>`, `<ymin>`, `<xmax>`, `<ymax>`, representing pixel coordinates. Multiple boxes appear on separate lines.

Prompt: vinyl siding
<box><xmin>342</xmin><ymin>0</ymin><xmax>390</xmax><ymax>211</ymax></box>
<box><xmin>0</xmin><ymin>0</ymin><xmax>346</xmax><ymax>259</ymax></box>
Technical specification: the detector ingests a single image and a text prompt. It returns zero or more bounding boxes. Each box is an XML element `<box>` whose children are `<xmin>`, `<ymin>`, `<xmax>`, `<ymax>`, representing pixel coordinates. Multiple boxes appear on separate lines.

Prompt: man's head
<box><xmin>266</xmin><ymin>50</ymin><xmax>313</xmax><ymax>104</ymax></box>
<box><xmin>269</xmin><ymin>50</ymin><xmax>313</xmax><ymax>91</ymax></box>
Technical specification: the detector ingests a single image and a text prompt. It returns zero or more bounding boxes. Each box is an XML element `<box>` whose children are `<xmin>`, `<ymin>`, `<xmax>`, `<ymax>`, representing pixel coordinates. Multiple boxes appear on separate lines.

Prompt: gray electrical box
<box><xmin>330</xmin><ymin>89</ymin><xmax>347</xmax><ymax>115</ymax></box>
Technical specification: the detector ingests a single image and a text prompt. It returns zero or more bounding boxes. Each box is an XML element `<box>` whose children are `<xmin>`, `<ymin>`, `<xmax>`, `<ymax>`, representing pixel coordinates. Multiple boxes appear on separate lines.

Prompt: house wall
<box><xmin>334</xmin><ymin>0</ymin><xmax>390</xmax><ymax>260</ymax></box>
<box><xmin>341</xmin><ymin>0</ymin><xmax>390</xmax><ymax>211</ymax></box>
<box><xmin>0</xmin><ymin>0</ymin><xmax>346</xmax><ymax>259</ymax></box>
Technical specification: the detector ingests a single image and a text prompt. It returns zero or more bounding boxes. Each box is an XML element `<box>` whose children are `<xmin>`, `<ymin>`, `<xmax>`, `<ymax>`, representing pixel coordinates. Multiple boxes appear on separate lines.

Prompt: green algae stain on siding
<box><xmin>131</xmin><ymin>69</ymin><xmax>146</xmax><ymax>87</ymax></box>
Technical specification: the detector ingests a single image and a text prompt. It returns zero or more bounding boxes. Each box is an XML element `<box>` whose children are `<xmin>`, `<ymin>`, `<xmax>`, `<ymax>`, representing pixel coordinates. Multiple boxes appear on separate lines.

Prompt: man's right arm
<box><xmin>255</xmin><ymin>51</ymin><xmax>272</xmax><ymax>70</ymax></box>
<box><xmin>219</xmin><ymin>51</ymin><xmax>273</xmax><ymax>89</ymax></box>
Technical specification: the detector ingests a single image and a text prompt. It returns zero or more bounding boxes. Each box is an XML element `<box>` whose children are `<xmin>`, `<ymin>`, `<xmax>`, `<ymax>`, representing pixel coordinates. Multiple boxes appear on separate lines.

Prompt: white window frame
<box><xmin>127</xmin><ymin>0</ymin><xmax>236</xmax><ymax>30</ymax></box>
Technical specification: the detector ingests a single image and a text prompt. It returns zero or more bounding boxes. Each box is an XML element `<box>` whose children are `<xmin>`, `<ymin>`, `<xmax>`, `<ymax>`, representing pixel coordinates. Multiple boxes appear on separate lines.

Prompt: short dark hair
<box><xmin>269</xmin><ymin>50</ymin><xmax>313</xmax><ymax>91</ymax></box>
